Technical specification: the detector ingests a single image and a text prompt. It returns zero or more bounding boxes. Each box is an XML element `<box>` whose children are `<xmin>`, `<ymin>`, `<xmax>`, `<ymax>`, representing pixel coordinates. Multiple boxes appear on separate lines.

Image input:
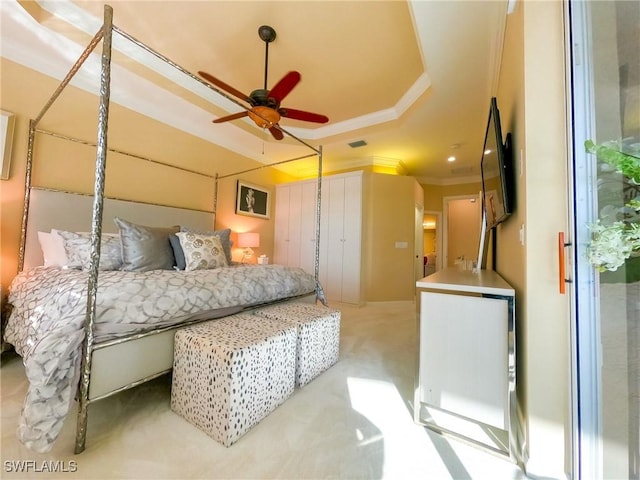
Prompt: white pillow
<box><xmin>37</xmin><ymin>230</ymin><xmax>68</xmax><ymax>267</ymax></box>
<box><xmin>176</xmin><ymin>231</ymin><xmax>228</xmax><ymax>271</ymax></box>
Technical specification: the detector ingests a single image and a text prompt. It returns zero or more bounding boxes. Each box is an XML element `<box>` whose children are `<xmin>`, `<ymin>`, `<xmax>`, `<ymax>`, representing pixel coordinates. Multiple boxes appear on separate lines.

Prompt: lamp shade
<box><xmin>237</xmin><ymin>232</ymin><xmax>260</xmax><ymax>248</ymax></box>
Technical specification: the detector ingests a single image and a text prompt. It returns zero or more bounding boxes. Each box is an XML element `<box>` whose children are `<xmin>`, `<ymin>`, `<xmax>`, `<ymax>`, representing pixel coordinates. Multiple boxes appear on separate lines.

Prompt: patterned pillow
<box><xmin>180</xmin><ymin>227</ymin><xmax>233</xmax><ymax>265</ymax></box>
<box><xmin>176</xmin><ymin>232</ymin><xmax>228</xmax><ymax>271</ymax></box>
<box><xmin>56</xmin><ymin>230</ymin><xmax>123</xmax><ymax>271</ymax></box>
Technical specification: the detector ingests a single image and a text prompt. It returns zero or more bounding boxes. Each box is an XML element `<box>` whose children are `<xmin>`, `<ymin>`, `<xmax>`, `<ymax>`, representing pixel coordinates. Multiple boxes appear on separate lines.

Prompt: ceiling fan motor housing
<box><xmin>250</xmin><ymin>89</ymin><xmax>278</xmax><ymax>108</ymax></box>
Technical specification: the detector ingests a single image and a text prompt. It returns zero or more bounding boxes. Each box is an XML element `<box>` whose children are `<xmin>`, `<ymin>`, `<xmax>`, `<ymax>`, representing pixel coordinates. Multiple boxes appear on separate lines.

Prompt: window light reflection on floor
<box><xmin>346</xmin><ymin>376</ymin><xmax>451</xmax><ymax>478</ymax></box>
<box><xmin>346</xmin><ymin>376</ymin><xmax>526</xmax><ymax>479</ymax></box>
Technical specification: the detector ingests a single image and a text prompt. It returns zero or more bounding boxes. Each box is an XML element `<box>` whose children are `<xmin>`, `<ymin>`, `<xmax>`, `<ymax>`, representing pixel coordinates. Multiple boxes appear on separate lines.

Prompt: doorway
<box><xmin>415</xmin><ymin>203</ymin><xmax>424</xmax><ymax>281</ymax></box>
<box><xmin>422</xmin><ymin>210</ymin><xmax>441</xmax><ymax>276</ymax></box>
<box><xmin>442</xmin><ymin>195</ymin><xmax>482</xmax><ymax>268</ymax></box>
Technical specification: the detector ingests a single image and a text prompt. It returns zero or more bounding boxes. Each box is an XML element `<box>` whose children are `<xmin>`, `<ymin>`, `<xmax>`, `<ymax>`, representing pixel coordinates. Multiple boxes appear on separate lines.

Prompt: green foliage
<box><xmin>585</xmin><ymin>139</ymin><xmax>640</xmax><ymax>182</ymax></box>
<box><xmin>585</xmin><ymin>140</ymin><xmax>640</xmax><ymax>279</ymax></box>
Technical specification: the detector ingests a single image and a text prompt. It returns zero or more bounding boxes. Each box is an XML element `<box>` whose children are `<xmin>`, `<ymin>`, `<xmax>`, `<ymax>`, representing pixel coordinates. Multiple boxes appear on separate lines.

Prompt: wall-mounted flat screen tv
<box><xmin>481</xmin><ymin>97</ymin><xmax>514</xmax><ymax>230</ymax></box>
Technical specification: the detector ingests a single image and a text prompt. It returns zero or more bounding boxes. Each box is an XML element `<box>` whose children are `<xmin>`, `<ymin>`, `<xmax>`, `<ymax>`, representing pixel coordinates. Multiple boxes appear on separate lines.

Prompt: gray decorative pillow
<box><xmin>176</xmin><ymin>231</ymin><xmax>228</xmax><ymax>271</ymax></box>
<box><xmin>180</xmin><ymin>227</ymin><xmax>233</xmax><ymax>265</ymax></box>
<box><xmin>114</xmin><ymin>217</ymin><xmax>179</xmax><ymax>271</ymax></box>
<box><xmin>169</xmin><ymin>234</ymin><xmax>186</xmax><ymax>270</ymax></box>
<box><xmin>56</xmin><ymin>230</ymin><xmax>123</xmax><ymax>271</ymax></box>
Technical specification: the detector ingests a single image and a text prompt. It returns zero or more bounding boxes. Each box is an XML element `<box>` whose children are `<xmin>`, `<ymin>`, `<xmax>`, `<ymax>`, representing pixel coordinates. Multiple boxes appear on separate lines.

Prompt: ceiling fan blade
<box><xmin>269</xmin><ymin>126</ymin><xmax>284</xmax><ymax>140</ymax></box>
<box><xmin>198</xmin><ymin>71</ymin><xmax>253</xmax><ymax>104</ymax></box>
<box><xmin>268</xmin><ymin>71</ymin><xmax>301</xmax><ymax>103</ymax></box>
<box><xmin>212</xmin><ymin>111</ymin><xmax>249</xmax><ymax>123</ymax></box>
<box><xmin>279</xmin><ymin>108</ymin><xmax>329</xmax><ymax>124</ymax></box>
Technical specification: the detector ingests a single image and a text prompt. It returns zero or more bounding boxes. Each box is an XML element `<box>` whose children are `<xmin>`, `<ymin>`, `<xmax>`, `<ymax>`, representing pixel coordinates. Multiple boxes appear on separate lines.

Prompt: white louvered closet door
<box><xmin>340</xmin><ymin>173</ymin><xmax>362</xmax><ymax>304</ymax></box>
<box><xmin>273</xmin><ymin>184</ymin><xmax>291</xmax><ymax>266</ymax></box>
<box><xmin>286</xmin><ymin>183</ymin><xmax>303</xmax><ymax>267</ymax></box>
<box><xmin>299</xmin><ymin>181</ymin><xmax>318</xmax><ymax>275</ymax></box>
<box><xmin>274</xmin><ymin>181</ymin><xmax>317</xmax><ymax>274</ymax></box>
<box><xmin>318</xmin><ymin>172</ymin><xmax>362</xmax><ymax>304</ymax></box>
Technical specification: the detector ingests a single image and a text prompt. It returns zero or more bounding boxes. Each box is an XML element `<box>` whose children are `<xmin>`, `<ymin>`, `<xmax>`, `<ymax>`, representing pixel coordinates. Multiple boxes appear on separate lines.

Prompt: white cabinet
<box><xmin>299</xmin><ymin>181</ymin><xmax>319</xmax><ymax>276</ymax></box>
<box><xmin>319</xmin><ymin>171</ymin><xmax>362</xmax><ymax>304</ymax></box>
<box><xmin>414</xmin><ymin>268</ymin><xmax>521</xmax><ymax>464</ymax></box>
<box><xmin>274</xmin><ymin>180</ymin><xmax>317</xmax><ymax>275</ymax></box>
<box><xmin>274</xmin><ymin>171</ymin><xmax>362</xmax><ymax>304</ymax></box>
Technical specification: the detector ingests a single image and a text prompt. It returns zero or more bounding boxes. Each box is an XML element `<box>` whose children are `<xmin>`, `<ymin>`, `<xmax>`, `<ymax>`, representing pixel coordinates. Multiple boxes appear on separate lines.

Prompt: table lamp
<box><xmin>237</xmin><ymin>232</ymin><xmax>260</xmax><ymax>263</ymax></box>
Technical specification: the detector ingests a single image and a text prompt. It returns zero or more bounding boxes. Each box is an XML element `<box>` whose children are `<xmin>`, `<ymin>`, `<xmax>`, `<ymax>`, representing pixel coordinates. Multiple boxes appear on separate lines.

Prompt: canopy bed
<box><xmin>3</xmin><ymin>5</ymin><xmax>325</xmax><ymax>454</ymax></box>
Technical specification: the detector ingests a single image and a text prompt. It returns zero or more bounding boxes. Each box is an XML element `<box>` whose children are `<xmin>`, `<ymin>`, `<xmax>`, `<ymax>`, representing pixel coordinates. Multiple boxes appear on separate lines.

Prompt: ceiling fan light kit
<box><xmin>198</xmin><ymin>25</ymin><xmax>328</xmax><ymax>140</ymax></box>
<box><xmin>249</xmin><ymin>106</ymin><xmax>280</xmax><ymax>128</ymax></box>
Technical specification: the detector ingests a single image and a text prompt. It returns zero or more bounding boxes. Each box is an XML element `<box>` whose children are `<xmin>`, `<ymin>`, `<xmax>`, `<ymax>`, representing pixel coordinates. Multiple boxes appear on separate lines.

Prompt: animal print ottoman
<box><xmin>171</xmin><ymin>313</ymin><xmax>296</xmax><ymax>447</ymax></box>
<box><xmin>251</xmin><ymin>302</ymin><xmax>341</xmax><ymax>387</ymax></box>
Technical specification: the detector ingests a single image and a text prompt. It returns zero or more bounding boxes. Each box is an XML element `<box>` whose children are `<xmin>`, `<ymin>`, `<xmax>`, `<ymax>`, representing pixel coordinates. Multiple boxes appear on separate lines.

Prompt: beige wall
<box><xmin>497</xmin><ymin>1</ymin><xmax>570</xmax><ymax>477</ymax></box>
<box><xmin>419</xmin><ymin>181</ymin><xmax>481</xmax><ymax>269</ymax></box>
<box><xmin>0</xmin><ymin>59</ymin><xmax>293</xmax><ymax>297</ymax></box>
<box><xmin>421</xmin><ymin>181</ymin><xmax>482</xmax><ymax>212</ymax></box>
<box><xmin>364</xmin><ymin>173</ymin><xmax>423</xmax><ymax>301</ymax></box>
<box><xmin>446</xmin><ymin>198</ymin><xmax>481</xmax><ymax>268</ymax></box>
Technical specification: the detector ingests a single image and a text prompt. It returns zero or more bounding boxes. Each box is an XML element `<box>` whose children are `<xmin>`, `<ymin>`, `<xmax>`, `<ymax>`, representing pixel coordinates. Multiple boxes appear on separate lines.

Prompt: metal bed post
<box><xmin>314</xmin><ymin>146</ymin><xmax>323</xmax><ymax>292</ymax></box>
<box><xmin>17</xmin><ymin>21</ymin><xmax>106</xmax><ymax>273</ymax></box>
<box><xmin>75</xmin><ymin>4</ymin><xmax>114</xmax><ymax>454</ymax></box>
<box><xmin>213</xmin><ymin>173</ymin><xmax>219</xmax><ymax>228</ymax></box>
<box><xmin>17</xmin><ymin>121</ymin><xmax>36</xmax><ymax>273</ymax></box>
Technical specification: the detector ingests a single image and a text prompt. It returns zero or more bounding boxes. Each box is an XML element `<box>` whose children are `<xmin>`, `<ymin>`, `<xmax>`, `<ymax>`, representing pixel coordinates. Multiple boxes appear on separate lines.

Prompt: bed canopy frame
<box><xmin>18</xmin><ymin>4</ymin><xmax>324</xmax><ymax>453</ymax></box>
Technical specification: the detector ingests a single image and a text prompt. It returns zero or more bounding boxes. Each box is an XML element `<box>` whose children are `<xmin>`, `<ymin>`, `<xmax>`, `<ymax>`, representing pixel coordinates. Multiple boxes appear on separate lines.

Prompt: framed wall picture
<box><xmin>235</xmin><ymin>180</ymin><xmax>270</xmax><ymax>219</ymax></box>
<box><xmin>0</xmin><ymin>110</ymin><xmax>15</xmax><ymax>180</ymax></box>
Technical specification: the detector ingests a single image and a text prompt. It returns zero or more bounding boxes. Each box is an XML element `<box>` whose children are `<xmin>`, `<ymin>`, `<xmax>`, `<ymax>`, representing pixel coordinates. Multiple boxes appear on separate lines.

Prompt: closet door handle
<box><xmin>558</xmin><ymin>232</ymin><xmax>572</xmax><ymax>294</ymax></box>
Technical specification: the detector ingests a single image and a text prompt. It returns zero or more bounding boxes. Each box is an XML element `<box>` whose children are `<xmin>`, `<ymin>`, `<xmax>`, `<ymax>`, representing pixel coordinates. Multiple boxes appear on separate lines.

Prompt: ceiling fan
<box><xmin>198</xmin><ymin>25</ymin><xmax>329</xmax><ymax>140</ymax></box>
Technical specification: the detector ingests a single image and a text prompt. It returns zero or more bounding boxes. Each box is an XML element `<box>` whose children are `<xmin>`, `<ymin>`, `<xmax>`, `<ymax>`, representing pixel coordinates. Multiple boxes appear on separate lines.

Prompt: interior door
<box><xmin>415</xmin><ymin>203</ymin><xmax>425</xmax><ymax>280</ymax></box>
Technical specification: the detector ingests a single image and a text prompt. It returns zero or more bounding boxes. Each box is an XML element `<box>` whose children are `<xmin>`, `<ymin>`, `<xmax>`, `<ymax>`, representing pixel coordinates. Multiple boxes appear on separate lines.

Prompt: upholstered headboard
<box><xmin>23</xmin><ymin>188</ymin><xmax>215</xmax><ymax>270</ymax></box>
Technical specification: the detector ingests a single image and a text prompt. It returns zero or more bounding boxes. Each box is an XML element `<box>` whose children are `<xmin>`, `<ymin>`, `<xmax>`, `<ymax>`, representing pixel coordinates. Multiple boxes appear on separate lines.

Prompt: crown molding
<box><xmin>286</xmin><ymin>73</ymin><xmax>431</xmax><ymax>140</ymax></box>
<box><xmin>290</xmin><ymin>156</ymin><xmax>407</xmax><ymax>178</ymax></box>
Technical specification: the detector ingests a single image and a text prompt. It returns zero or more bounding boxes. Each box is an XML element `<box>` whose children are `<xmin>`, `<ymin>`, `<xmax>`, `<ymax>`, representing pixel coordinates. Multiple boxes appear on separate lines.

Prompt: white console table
<box><xmin>414</xmin><ymin>268</ymin><xmax>521</xmax><ymax>464</ymax></box>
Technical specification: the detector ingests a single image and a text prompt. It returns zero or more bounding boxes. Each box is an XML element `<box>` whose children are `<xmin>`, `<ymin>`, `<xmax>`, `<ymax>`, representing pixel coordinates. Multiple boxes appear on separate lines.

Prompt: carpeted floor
<box><xmin>1</xmin><ymin>301</ymin><xmax>527</xmax><ymax>479</ymax></box>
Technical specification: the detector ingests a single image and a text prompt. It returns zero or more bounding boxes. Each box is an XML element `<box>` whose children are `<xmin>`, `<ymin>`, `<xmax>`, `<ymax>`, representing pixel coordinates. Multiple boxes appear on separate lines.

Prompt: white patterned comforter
<box><xmin>4</xmin><ymin>265</ymin><xmax>319</xmax><ymax>453</ymax></box>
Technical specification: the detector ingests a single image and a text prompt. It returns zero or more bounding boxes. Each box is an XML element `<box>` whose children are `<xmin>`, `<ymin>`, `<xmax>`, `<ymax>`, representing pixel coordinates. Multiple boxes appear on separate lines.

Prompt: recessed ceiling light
<box><xmin>447</xmin><ymin>156</ymin><xmax>456</xmax><ymax>162</ymax></box>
